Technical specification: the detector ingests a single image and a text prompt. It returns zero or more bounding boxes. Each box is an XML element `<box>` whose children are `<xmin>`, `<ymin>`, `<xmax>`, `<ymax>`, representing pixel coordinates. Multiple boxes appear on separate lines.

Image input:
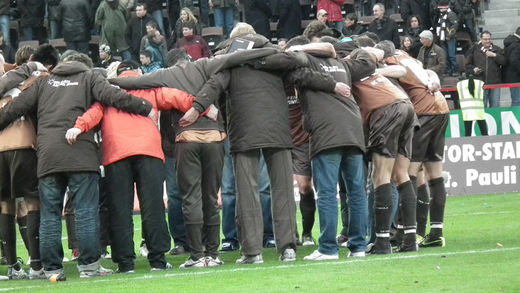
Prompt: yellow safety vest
<box><xmin>457</xmin><ymin>79</ymin><xmax>485</xmax><ymax>121</ymax></box>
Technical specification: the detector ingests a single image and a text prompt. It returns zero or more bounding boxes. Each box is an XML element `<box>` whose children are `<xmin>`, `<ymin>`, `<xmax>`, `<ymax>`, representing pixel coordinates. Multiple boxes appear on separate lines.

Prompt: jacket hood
<box><xmin>214</xmin><ymin>34</ymin><xmax>275</xmax><ymax>54</ymax></box>
<box><xmin>334</xmin><ymin>41</ymin><xmax>360</xmax><ymax>59</ymax></box>
<box><xmin>51</xmin><ymin>61</ymin><xmax>91</xmax><ymax>76</ymax></box>
<box><xmin>504</xmin><ymin>34</ymin><xmax>520</xmax><ymax>48</ymax></box>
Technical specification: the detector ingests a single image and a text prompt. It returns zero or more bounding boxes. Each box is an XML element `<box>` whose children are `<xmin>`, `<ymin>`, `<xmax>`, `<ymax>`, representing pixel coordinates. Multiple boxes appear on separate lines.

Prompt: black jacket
<box><xmin>0</xmin><ymin>61</ymin><xmax>152</xmax><ymax>177</ymax></box>
<box><xmin>245</xmin><ymin>0</ymin><xmax>272</xmax><ymax>38</ymax></box>
<box><xmin>278</xmin><ymin>0</ymin><xmax>301</xmax><ymax>39</ymax></box>
<box><xmin>17</xmin><ymin>0</ymin><xmax>45</xmax><ymax>27</ymax></box>
<box><xmin>465</xmin><ymin>42</ymin><xmax>507</xmax><ymax>84</ymax></box>
<box><xmin>342</xmin><ymin>24</ymin><xmax>366</xmax><ymax>37</ymax></box>
<box><xmin>126</xmin><ymin>14</ymin><xmax>154</xmax><ymax>58</ymax></box>
<box><xmin>368</xmin><ymin>16</ymin><xmax>400</xmax><ymax>48</ymax></box>
<box><xmin>503</xmin><ymin>34</ymin><xmax>520</xmax><ymax>83</ymax></box>
<box><xmin>59</xmin><ymin>0</ymin><xmax>92</xmax><ymax>43</ymax></box>
<box><xmin>0</xmin><ymin>0</ymin><xmax>9</xmax><ymax>16</ymax></box>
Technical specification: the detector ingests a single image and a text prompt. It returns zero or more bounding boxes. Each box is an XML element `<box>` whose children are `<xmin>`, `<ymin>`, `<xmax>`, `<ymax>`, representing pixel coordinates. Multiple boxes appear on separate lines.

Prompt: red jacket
<box><xmin>177</xmin><ymin>35</ymin><xmax>211</xmax><ymax>61</ymax></box>
<box><xmin>318</xmin><ymin>0</ymin><xmax>344</xmax><ymax>22</ymax></box>
<box><xmin>74</xmin><ymin>71</ymin><xmax>196</xmax><ymax>166</ymax></box>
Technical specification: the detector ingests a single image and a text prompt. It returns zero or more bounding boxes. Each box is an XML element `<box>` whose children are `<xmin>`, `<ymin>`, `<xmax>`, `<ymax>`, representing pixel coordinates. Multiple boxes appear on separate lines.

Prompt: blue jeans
<box><xmin>199</xmin><ymin>0</ymin><xmax>210</xmax><ymax>26</ymax></box>
<box><xmin>366</xmin><ymin>163</ymin><xmax>399</xmax><ymax>244</ymax></box>
<box><xmin>0</xmin><ymin>14</ymin><xmax>10</xmax><ymax>45</ymax></box>
<box><xmin>150</xmin><ymin>9</ymin><xmax>166</xmax><ymax>36</ymax></box>
<box><xmin>484</xmin><ymin>88</ymin><xmax>501</xmax><ymax>108</ymax></box>
<box><xmin>213</xmin><ymin>7</ymin><xmax>235</xmax><ymax>38</ymax></box>
<box><xmin>49</xmin><ymin>19</ymin><xmax>62</xmax><ymax>39</ymax></box>
<box><xmin>39</xmin><ymin>172</ymin><xmax>100</xmax><ymax>272</ymax></box>
<box><xmin>166</xmin><ymin>156</ymin><xmax>186</xmax><ymax>247</ymax></box>
<box><xmin>442</xmin><ymin>39</ymin><xmax>459</xmax><ymax>75</ymax></box>
<box><xmin>221</xmin><ymin>140</ymin><xmax>272</xmax><ymax>244</ymax></box>
<box><xmin>122</xmin><ymin>50</ymin><xmax>133</xmax><ymax>61</ymax></box>
<box><xmin>511</xmin><ymin>87</ymin><xmax>520</xmax><ymax>107</ymax></box>
<box><xmin>312</xmin><ymin>147</ymin><xmax>368</xmax><ymax>255</ymax></box>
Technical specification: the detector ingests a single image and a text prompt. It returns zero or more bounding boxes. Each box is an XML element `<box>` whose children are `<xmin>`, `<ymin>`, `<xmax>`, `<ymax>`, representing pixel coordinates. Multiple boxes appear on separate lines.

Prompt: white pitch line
<box><xmin>447</xmin><ymin>211</ymin><xmax>515</xmax><ymax>216</ymax></box>
<box><xmin>1</xmin><ymin>246</ymin><xmax>519</xmax><ymax>292</ymax></box>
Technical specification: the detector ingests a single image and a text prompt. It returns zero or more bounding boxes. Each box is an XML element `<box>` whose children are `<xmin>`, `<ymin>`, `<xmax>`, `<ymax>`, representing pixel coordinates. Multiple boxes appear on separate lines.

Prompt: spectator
<box><xmin>404</xmin><ymin>15</ymin><xmax>423</xmax><ymax>58</ymax></box>
<box><xmin>0</xmin><ymin>0</ymin><xmax>9</xmax><ymax>45</ymax></box>
<box><xmin>95</xmin><ymin>0</ymin><xmax>132</xmax><ymax>60</ymax></box>
<box><xmin>167</xmin><ymin>0</ymin><xmax>181</xmax><ymax>32</ymax></box>
<box><xmin>400</xmin><ymin>0</ymin><xmax>432</xmax><ymax>31</ymax></box>
<box><xmin>342</xmin><ymin>13</ymin><xmax>365</xmax><ymax>37</ymax></box>
<box><xmin>144</xmin><ymin>0</ymin><xmax>166</xmax><ymax>35</ymax></box>
<box><xmin>456</xmin><ymin>75</ymin><xmax>488</xmax><ymax>136</ymax></box>
<box><xmin>451</xmin><ymin>0</ymin><xmax>477</xmax><ymax>42</ymax></box>
<box><xmin>170</xmin><ymin>7</ymin><xmax>199</xmax><ymax>49</ymax></box>
<box><xmin>503</xmin><ymin>27</ymin><xmax>520</xmax><ymax>106</ymax></box>
<box><xmin>126</xmin><ymin>2</ymin><xmax>154</xmax><ymax>61</ymax></box>
<box><xmin>433</xmin><ymin>0</ymin><xmax>459</xmax><ymax>76</ymax></box>
<box><xmin>59</xmin><ymin>0</ymin><xmax>92</xmax><ymax>55</ymax></box>
<box><xmin>210</xmin><ymin>0</ymin><xmax>239</xmax><ymax>39</ymax></box>
<box><xmin>317</xmin><ymin>0</ymin><xmax>343</xmax><ymax>31</ymax></box>
<box><xmin>0</xmin><ymin>31</ymin><xmax>14</xmax><ymax>64</ymax></box>
<box><xmin>140</xmin><ymin>49</ymin><xmax>161</xmax><ymax>73</ymax></box>
<box><xmin>96</xmin><ymin>44</ymin><xmax>116</xmax><ymax>68</ymax></box>
<box><xmin>244</xmin><ymin>0</ymin><xmax>272</xmax><ymax>38</ymax></box>
<box><xmin>417</xmin><ymin>29</ymin><xmax>446</xmax><ymax>79</ymax></box>
<box><xmin>465</xmin><ymin>31</ymin><xmax>507</xmax><ymax>108</ymax></box>
<box><xmin>199</xmin><ymin>0</ymin><xmax>210</xmax><ymax>28</ymax></box>
<box><xmin>176</xmin><ymin>22</ymin><xmax>211</xmax><ymax>61</ymax></box>
<box><xmin>48</xmin><ymin>0</ymin><xmax>62</xmax><ymax>39</ymax></box>
<box><xmin>400</xmin><ymin>35</ymin><xmax>416</xmax><ymax>57</ymax></box>
<box><xmin>278</xmin><ymin>0</ymin><xmax>302</xmax><ymax>40</ymax></box>
<box><xmin>316</xmin><ymin>9</ymin><xmax>328</xmax><ymax>26</ymax></box>
<box><xmin>140</xmin><ymin>20</ymin><xmax>167</xmax><ymax>66</ymax></box>
<box><xmin>18</xmin><ymin>0</ymin><xmax>47</xmax><ymax>43</ymax></box>
<box><xmin>367</xmin><ymin>3</ymin><xmax>400</xmax><ymax>48</ymax></box>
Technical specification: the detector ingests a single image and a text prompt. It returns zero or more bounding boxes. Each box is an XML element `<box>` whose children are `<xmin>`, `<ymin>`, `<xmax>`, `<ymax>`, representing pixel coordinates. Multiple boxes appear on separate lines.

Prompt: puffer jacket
<box><xmin>0</xmin><ymin>61</ymin><xmax>152</xmax><ymax>177</ymax></box>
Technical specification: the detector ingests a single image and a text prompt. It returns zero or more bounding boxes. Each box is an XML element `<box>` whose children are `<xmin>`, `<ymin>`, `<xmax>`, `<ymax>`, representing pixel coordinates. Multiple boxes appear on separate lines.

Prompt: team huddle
<box><xmin>0</xmin><ymin>22</ymin><xmax>448</xmax><ymax>281</ymax></box>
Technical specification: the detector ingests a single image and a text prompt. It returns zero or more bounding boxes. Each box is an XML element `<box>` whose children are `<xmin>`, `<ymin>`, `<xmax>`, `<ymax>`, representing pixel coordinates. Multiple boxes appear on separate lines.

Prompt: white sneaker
<box><xmin>302</xmin><ymin>236</ymin><xmax>315</xmax><ymax>247</ymax></box>
<box><xmin>303</xmin><ymin>250</ymin><xmax>338</xmax><ymax>261</ymax></box>
<box><xmin>29</xmin><ymin>268</ymin><xmax>47</xmax><ymax>280</ymax></box>
<box><xmin>139</xmin><ymin>244</ymin><xmax>149</xmax><ymax>258</ymax></box>
<box><xmin>235</xmin><ymin>254</ymin><xmax>264</xmax><ymax>264</ymax></box>
<box><xmin>79</xmin><ymin>265</ymin><xmax>113</xmax><ymax>278</ymax></box>
<box><xmin>205</xmin><ymin>256</ymin><xmax>224</xmax><ymax>267</ymax></box>
<box><xmin>347</xmin><ymin>251</ymin><xmax>366</xmax><ymax>258</ymax></box>
<box><xmin>62</xmin><ymin>257</ymin><xmax>70</xmax><ymax>263</ymax></box>
<box><xmin>179</xmin><ymin>258</ymin><xmax>206</xmax><ymax>269</ymax></box>
<box><xmin>280</xmin><ymin>248</ymin><xmax>296</xmax><ymax>262</ymax></box>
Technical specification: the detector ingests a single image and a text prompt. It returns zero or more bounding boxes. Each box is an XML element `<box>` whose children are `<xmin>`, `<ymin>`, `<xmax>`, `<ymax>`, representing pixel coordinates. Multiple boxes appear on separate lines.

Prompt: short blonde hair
<box><xmin>230</xmin><ymin>22</ymin><xmax>256</xmax><ymax>39</ymax></box>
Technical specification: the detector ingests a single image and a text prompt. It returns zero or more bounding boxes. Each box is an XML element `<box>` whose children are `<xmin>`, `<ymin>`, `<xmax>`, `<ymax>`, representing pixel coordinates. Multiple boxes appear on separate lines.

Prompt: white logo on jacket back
<box><xmin>47</xmin><ymin>79</ymin><xmax>79</xmax><ymax>87</ymax></box>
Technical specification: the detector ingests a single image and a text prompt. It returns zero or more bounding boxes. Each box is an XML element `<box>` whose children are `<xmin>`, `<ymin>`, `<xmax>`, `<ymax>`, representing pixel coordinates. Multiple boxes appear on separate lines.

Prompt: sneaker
<box><xmin>347</xmin><ymin>251</ymin><xmax>366</xmax><ymax>258</ymax></box>
<box><xmin>7</xmin><ymin>262</ymin><xmax>28</xmax><ymax>280</ymax></box>
<box><xmin>280</xmin><ymin>248</ymin><xmax>296</xmax><ymax>262</ymax></box>
<box><xmin>264</xmin><ymin>239</ymin><xmax>276</xmax><ymax>248</ymax></box>
<box><xmin>302</xmin><ymin>235</ymin><xmax>315</xmax><ymax>247</ymax></box>
<box><xmin>416</xmin><ymin>234</ymin><xmax>425</xmax><ymax>245</ymax></box>
<box><xmin>235</xmin><ymin>254</ymin><xmax>264</xmax><ymax>265</ymax></box>
<box><xmin>303</xmin><ymin>250</ymin><xmax>339</xmax><ymax>261</ymax></box>
<box><xmin>419</xmin><ymin>235</ymin><xmax>446</xmax><ymax>248</ymax></box>
<box><xmin>29</xmin><ymin>268</ymin><xmax>47</xmax><ymax>280</ymax></box>
<box><xmin>366</xmin><ymin>240</ymin><xmax>392</xmax><ymax>255</ymax></box>
<box><xmin>48</xmin><ymin>272</ymin><xmax>66</xmax><ymax>282</ymax></box>
<box><xmin>179</xmin><ymin>258</ymin><xmax>206</xmax><ymax>269</ymax></box>
<box><xmin>115</xmin><ymin>268</ymin><xmax>135</xmax><ymax>274</ymax></box>
<box><xmin>0</xmin><ymin>275</ymin><xmax>7</xmax><ymax>281</ymax></box>
<box><xmin>26</xmin><ymin>258</ymin><xmax>31</xmax><ymax>265</ymax></box>
<box><xmin>151</xmin><ymin>262</ymin><xmax>173</xmax><ymax>271</ymax></box>
<box><xmin>336</xmin><ymin>234</ymin><xmax>348</xmax><ymax>247</ymax></box>
<box><xmin>205</xmin><ymin>256</ymin><xmax>224</xmax><ymax>267</ymax></box>
<box><xmin>139</xmin><ymin>243</ymin><xmax>149</xmax><ymax>258</ymax></box>
<box><xmin>79</xmin><ymin>265</ymin><xmax>113</xmax><ymax>279</ymax></box>
<box><xmin>62</xmin><ymin>257</ymin><xmax>70</xmax><ymax>263</ymax></box>
<box><xmin>396</xmin><ymin>243</ymin><xmax>419</xmax><ymax>253</ymax></box>
<box><xmin>220</xmin><ymin>242</ymin><xmax>239</xmax><ymax>252</ymax></box>
<box><xmin>71</xmin><ymin>248</ymin><xmax>80</xmax><ymax>261</ymax></box>
<box><xmin>169</xmin><ymin>245</ymin><xmax>188</xmax><ymax>255</ymax></box>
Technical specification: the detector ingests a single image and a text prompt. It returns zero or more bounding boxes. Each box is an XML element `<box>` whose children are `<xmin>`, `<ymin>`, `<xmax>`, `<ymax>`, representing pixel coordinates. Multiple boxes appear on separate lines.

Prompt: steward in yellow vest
<box><xmin>456</xmin><ymin>77</ymin><xmax>488</xmax><ymax>136</ymax></box>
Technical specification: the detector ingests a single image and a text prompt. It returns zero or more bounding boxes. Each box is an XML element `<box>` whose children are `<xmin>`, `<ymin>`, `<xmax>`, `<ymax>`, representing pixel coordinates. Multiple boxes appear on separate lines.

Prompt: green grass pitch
<box><xmin>1</xmin><ymin>193</ymin><xmax>519</xmax><ymax>292</ymax></box>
